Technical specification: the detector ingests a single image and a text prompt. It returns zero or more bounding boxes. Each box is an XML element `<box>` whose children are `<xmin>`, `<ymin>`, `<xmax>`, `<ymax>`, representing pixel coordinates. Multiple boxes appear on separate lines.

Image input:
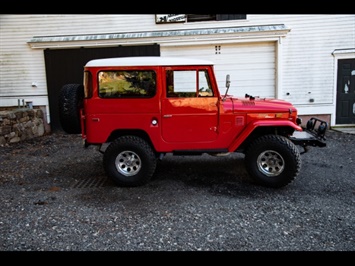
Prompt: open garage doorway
<box><xmin>44</xmin><ymin>44</ymin><xmax>160</xmax><ymax>131</ymax></box>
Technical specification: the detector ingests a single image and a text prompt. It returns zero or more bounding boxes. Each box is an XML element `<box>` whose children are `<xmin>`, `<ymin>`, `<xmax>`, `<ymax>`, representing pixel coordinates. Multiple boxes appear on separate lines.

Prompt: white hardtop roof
<box><xmin>85</xmin><ymin>56</ymin><xmax>214</xmax><ymax>67</ymax></box>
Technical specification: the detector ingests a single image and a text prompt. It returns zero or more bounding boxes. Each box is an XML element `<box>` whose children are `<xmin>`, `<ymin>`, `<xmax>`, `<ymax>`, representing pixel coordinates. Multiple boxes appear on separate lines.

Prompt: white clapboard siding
<box><xmin>0</xmin><ymin>14</ymin><xmax>157</xmax><ymax>107</ymax></box>
<box><xmin>1</xmin><ymin>14</ymin><xmax>354</xmax><ymax>126</ymax></box>
<box><xmin>248</xmin><ymin>15</ymin><xmax>355</xmax><ymax>105</ymax></box>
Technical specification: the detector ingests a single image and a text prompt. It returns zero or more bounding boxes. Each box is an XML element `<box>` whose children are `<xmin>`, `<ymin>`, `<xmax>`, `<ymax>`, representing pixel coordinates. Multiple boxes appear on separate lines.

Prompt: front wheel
<box><xmin>103</xmin><ymin>136</ymin><xmax>157</xmax><ymax>187</ymax></box>
<box><xmin>244</xmin><ymin>135</ymin><xmax>301</xmax><ymax>188</ymax></box>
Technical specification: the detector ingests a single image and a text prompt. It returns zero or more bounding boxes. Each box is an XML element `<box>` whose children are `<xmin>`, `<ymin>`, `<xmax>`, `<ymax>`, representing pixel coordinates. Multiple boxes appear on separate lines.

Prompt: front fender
<box><xmin>228</xmin><ymin>120</ymin><xmax>302</xmax><ymax>152</ymax></box>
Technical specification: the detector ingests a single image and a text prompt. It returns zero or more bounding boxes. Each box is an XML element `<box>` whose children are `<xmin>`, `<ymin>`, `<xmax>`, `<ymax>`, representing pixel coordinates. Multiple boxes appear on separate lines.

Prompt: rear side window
<box><xmin>98</xmin><ymin>70</ymin><xmax>156</xmax><ymax>98</ymax></box>
<box><xmin>84</xmin><ymin>71</ymin><xmax>93</xmax><ymax>99</ymax></box>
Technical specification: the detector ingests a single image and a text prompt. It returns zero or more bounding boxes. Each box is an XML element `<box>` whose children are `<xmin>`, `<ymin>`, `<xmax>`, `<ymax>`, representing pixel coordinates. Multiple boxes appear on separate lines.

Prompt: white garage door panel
<box><xmin>161</xmin><ymin>42</ymin><xmax>275</xmax><ymax>98</ymax></box>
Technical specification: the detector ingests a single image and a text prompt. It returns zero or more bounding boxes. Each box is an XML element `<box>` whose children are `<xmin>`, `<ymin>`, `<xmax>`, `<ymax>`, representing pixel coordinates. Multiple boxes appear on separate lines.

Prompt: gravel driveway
<box><xmin>0</xmin><ymin>130</ymin><xmax>354</xmax><ymax>251</ymax></box>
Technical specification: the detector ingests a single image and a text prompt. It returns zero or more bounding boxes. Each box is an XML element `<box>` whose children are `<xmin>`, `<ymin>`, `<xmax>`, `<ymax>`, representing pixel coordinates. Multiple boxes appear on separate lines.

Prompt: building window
<box><xmin>155</xmin><ymin>14</ymin><xmax>246</xmax><ymax>24</ymax></box>
<box><xmin>186</xmin><ymin>14</ymin><xmax>246</xmax><ymax>22</ymax></box>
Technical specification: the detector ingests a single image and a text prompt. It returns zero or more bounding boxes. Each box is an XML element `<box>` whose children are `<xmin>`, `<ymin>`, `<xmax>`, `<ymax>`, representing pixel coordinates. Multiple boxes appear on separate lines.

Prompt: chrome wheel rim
<box><xmin>115</xmin><ymin>151</ymin><xmax>141</xmax><ymax>176</ymax></box>
<box><xmin>257</xmin><ymin>150</ymin><xmax>285</xmax><ymax>177</ymax></box>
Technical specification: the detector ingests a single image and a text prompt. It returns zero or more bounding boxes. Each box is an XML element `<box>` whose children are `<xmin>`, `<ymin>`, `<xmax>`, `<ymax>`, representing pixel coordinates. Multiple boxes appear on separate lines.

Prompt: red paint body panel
<box><xmin>81</xmin><ymin>57</ymin><xmax>302</xmax><ymax>152</ymax></box>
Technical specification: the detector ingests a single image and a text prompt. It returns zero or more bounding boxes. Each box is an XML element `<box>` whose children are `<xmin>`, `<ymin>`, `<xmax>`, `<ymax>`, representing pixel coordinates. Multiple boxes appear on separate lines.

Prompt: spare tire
<box><xmin>58</xmin><ymin>84</ymin><xmax>84</xmax><ymax>134</ymax></box>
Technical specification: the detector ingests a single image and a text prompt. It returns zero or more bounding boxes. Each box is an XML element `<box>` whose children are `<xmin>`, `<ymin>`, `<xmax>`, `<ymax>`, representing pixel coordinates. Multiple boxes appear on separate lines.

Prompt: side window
<box><xmin>198</xmin><ymin>70</ymin><xmax>213</xmax><ymax>97</ymax></box>
<box><xmin>98</xmin><ymin>70</ymin><xmax>156</xmax><ymax>98</ymax></box>
<box><xmin>166</xmin><ymin>69</ymin><xmax>213</xmax><ymax>97</ymax></box>
<box><xmin>83</xmin><ymin>71</ymin><xmax>93</xmax><ymax>99</ymax></box>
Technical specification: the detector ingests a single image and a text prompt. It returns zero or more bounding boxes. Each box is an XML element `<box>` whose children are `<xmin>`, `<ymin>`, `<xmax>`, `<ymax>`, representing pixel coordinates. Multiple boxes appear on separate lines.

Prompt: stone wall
<box><xmin>0</xmin><ymin>108</ymin><xmax>46</xmax><ymax>146</ymax></box>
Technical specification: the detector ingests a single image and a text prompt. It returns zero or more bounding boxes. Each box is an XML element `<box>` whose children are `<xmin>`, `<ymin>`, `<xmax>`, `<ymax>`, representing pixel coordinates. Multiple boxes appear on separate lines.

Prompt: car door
<box><xmin>161</xmin><ymin>67</ymin><xmax>219</xmax><ymax>143</ymax></box>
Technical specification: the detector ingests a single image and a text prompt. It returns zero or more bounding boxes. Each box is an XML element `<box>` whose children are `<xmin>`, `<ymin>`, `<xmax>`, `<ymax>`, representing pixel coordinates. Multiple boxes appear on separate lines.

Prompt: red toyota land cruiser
<box><xmin>59</xmin><ymin>56</ymin><xmax>327</xmax><ymax>188</ymax></box>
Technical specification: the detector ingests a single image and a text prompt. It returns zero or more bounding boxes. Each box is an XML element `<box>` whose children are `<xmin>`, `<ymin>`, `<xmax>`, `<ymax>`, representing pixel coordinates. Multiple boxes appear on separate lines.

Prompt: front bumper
<box><xmin>289</xmin><ymin>117</ymin><xmax>328</xmax><ymax>152</ymax></box>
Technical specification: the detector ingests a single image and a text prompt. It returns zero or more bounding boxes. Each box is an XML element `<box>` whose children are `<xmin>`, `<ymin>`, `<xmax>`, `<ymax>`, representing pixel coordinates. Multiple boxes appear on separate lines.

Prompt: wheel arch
<box><xmin>106</xmin><ymin>129</ymin><xmax>158</xmax><ymax>154</ymax></box>
<box><xmin>236</xmin><ymin>125</ymin><xmax>296</xmax><ymax>153</ymax></box>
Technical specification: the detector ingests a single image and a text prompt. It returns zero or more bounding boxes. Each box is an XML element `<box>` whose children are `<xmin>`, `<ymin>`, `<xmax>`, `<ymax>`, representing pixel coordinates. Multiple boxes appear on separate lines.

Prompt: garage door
<box><xmin>161</xmin><ymin>42</ymin><xmax>276</xmax><ymax>98</ymax></box>
<box><xmin>44</xmin><ymin>44</ymin><xmax>160</xmax><ymax>131</ymax></box>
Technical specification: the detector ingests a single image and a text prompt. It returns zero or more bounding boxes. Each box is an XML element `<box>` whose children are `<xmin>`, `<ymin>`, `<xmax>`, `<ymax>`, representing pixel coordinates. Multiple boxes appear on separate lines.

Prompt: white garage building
<box><xmin>1</xmin><ymin>14</ymin><xmax>354</xmax><ymax>131</ymax></box>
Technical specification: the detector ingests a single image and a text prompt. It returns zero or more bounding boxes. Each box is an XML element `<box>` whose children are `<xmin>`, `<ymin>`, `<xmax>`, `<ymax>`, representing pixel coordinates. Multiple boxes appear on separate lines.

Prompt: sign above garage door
<box><xmin>155</xmin><ymin>14</ymin><xmax>186</xmax><ymax>23</ymax></box>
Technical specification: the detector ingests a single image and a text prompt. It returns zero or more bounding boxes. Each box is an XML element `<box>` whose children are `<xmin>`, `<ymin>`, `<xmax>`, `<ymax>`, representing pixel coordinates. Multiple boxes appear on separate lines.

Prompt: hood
<box><xmin>221</xmin><ymin>95</ymin><xmax>297</xmax><ymax>113</ymax></box>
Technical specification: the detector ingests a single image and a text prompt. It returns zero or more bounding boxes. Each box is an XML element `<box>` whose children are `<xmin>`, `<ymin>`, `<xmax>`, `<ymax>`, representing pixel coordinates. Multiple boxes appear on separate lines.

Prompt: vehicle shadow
<box><xmin>152</xmin><ymin>153</ymin><xmax>276</xmax><ymax>197</ymax></box>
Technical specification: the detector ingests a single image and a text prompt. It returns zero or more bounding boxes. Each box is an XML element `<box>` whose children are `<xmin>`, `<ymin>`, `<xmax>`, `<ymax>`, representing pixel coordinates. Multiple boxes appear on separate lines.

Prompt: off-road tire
<box><xmin>58</xmin><ymin>84</ymin><xmax>84</xmax><ymax>134</ymax></box>
<box><xmin>244</xmin><ymin>134</ymin><xmax>301</xmax><ymax>188</ymax></box>
<box><xmin>103</xmin><ymin>136</ymin><xmax>157</xmax><ymax>187</ymax></box>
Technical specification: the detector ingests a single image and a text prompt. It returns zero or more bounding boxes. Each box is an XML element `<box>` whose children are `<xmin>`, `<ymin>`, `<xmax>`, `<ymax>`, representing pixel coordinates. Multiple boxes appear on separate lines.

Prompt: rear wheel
<box><xmin>103</xmin><ymin>136</ymin><xmax>157</xmax><ymax>187</ymax></box>
<box><xmin>244</xmin><ymin>135</ymin><xmax>301</xmax><ymax>188</ymax></box>
<box><xmin>58</xmin><ymin>84</ymin><xmax>84</xmax><ymax>134</ymax></box>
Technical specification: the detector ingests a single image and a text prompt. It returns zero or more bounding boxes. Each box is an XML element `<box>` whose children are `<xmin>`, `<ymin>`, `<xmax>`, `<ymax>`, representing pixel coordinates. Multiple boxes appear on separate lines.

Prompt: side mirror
<box><xmin>223</xmin><ymin>74</ymin><xmax>231</xmax><ymax>101</ymax></box>
<box><xmin>226</xmin><ymin>74</ymin><xmax>231</xmax><ymax>89</ymax></box>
